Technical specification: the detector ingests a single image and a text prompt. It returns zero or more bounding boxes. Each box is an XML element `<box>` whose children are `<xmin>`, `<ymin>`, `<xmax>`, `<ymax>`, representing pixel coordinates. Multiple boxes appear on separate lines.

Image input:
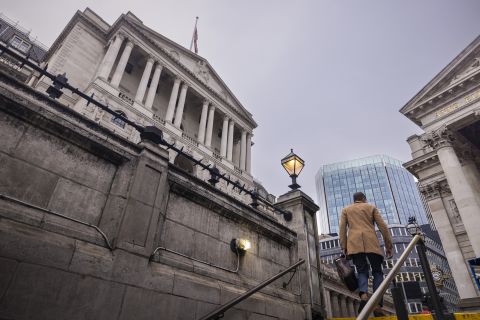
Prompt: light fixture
<box><xmin>230</xmin><ymin>238</ymin><xmax>251</xmax><ymax>255</ymax></box>
<box><xmin>46</xmin><ymin>72</ymin><xmax>68</xmax><ymax>99</ymax></box>
<box><xmin>281</xmin><ymin>149</ymin><xmax>305</xmax><ymax>190</ymax></box>
<box><xmin>208</xmin><ymin>166</ymin><xmax>221</xmax><ymax>186</ymax></box>
<box><xmin>406</xmin><ymin>216</ymin><xmax>421</xmax><ymax>236</ymax></box>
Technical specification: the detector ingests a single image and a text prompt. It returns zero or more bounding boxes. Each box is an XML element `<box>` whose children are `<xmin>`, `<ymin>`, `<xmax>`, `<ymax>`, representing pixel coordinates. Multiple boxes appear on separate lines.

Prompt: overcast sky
<box><xmin>3</xmin><ymin>0</ymin><xmax>480</xmax><ymax>201</ymax></box>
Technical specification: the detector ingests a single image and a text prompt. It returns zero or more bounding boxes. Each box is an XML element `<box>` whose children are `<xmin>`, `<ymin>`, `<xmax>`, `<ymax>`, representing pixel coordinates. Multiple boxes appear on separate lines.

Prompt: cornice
<box><xmin>403</xmin><ymin>150</ymin><xmax>439</xmax><ymax>177</ymax></box>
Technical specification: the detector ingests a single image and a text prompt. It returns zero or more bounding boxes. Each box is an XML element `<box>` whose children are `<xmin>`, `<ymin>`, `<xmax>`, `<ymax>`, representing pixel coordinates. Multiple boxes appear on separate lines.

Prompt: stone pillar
<box><xmin>144</xmin><ymin>63</ymin><xmax>163</xmax><ymax>109</ymax></box>
<box><xmin>331</xmin><ymin>292</ymin><xmax>339</xmax><ymax>318</ymax></box>
<box><xmin>427</xmin><ymin>129</ymin><xmax>480</xmax><ymax>256</ymax></box>
<box><xmin>339</xmin><ymin>296</ymin><xmax>348</xmax><ymax>317</ymax></box>
<box><xmin>135</xmin><ymin>57</ymin><xmax>154</xmax><ymax>103</ymax></box>
<box><xmin>420</xmin><ymin>182</ymin><xmax>478</xmax><ymax>299</ymax></box>
<box><xmin>246</xmin><ymin>133</ymin><xmax>252</xmax><ymax>173</ymax></box>
<box><xmin>220</xmin><ymin>116</ymin><xmax>229</xmax><ymax>157</ymax></box>
<box><xmin>110</xmin><ymin>40</ymin><xmax>134</xmax><ymax>87</ymax></box>
<box><xmin>275</xmin><ymin>191</ymin><xmax>325</xmax><ymax>319</ymax></box>
<box><xmin>240</xmin><ymin>130</ymin><xmax>247</xmax><ymax>171</ymax></box>
<box><xmin>197</xmin><ymin>100</ymin><xmax>209</xmax><ymax>144</ymax></box>
<box><xmin>227</xmin><ymin>120</ymin><xmax>234</xmax><ymax>161</ymax></box>
<box><xmin>173</xmin><ymin>83</ymin><xmax>188</xmax><ymax>128</ymax></box>
<box><xmin>97</xmin><ymin>34</ymin><xmax>124</xmax><ymax>80</ymax></box>
<box><xmin>165</xmin><ymin>78</ymin><xmax>181</xmax><ymax>123</ymax></box>
<box><xmin>204</xmin><ymin>104</ymin><xmax>215</xmax><ymax>147</ymax></box>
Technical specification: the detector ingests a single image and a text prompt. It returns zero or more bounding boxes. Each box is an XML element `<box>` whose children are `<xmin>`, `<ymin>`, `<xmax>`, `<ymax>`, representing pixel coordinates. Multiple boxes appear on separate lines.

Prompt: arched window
<box><xmin>112</xmin><ymin>110</ymin><xmax>127</xmax><ymax>128</ymax></box>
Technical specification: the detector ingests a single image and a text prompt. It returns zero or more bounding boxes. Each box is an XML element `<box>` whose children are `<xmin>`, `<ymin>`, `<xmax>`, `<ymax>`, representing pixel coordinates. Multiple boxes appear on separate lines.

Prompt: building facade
<box><xmin>0</xmin><ymin>9</ymin><xmax>327</xmax><ymax>320</ymax></box>
<box><xmin>315</xmin><ymin>155</ymin><xmax>428</xmax><ymax>235</ymax></box>
<box><xmin>400</xmin><ymin>35</ymin><xmax>480</xmax><ymax>310</ymax></box>
<box><xmin>319</xmin><ymin>225</ymin><xmax>459</xmax><ymax>313</ymax></box>
<box><xmin>30</xmin><ymin>8</ymin><xmax>256</xmax><ymax>204</ymax></box>
<box><xmin>0</xmin><ymin>13</ymin><xmax>47</xmax><ymax>82</ymax></box>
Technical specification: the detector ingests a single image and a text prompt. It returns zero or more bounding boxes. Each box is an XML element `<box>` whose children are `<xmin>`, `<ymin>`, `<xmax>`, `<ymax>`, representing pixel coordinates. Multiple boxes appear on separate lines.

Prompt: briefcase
<box><xmin>334</xmin><ymin>255</ymin><xmax>358</xmax><ymax>292</ymax></box>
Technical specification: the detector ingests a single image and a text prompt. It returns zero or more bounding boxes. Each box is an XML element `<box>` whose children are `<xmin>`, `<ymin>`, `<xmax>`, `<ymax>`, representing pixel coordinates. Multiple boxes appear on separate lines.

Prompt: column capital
<box><xmin>202</xmin><ymin>99</ymin><xmax>210</xmax><ymax>106</ymax></box>
<box><xmin>208</xmin><ymin>104</ymin><xmax>216</xmax><ymax>111</ymax></box>
<box><xmin>115</xmin><ymin>32</ymin><xmax>126</xmax><ymax>41</ymax></box>
<box><xmin>181</xmin><ymin>82</ymin><xmax>189</xmax><ymax>90</ymax></box>
<box><xmin>146</xmin><ymin>56</ymin><xmax>155</xmax><ymax>64</ymax></box>
<box><xmin>125</xmin><ymin>40</ymin><xmax>135</xmax><ymax>48</ymax></box>
<box><xmin>173</xmin><ymin>76</ymin><xmax>182</xmax><ymax>84</ymax></box>
<box><xmin>419</xmin><ymin>180</ymin><xmax>451</xmax><ymax>201</ymax></box>
<box><xmin>223</xmin><ymin>115</ymin><xmax>230</xmax><ymax>121</ymax></box>
<box><xmin>422</xmin><ymin>125</ymin><xmax>455</xmax><ymax>150</ymax></box>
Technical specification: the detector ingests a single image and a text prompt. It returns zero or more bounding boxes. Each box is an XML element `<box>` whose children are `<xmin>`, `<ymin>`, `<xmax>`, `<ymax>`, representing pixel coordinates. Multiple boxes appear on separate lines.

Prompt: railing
<box><xmin>357</xmin><ymin>234</ymin><xmax>421</xmax><ymax>320</ymax></box>
<box><xmin>198</xmin><ymin>259</ymin><xmax>305</xmax><ymax>320</ymax></box>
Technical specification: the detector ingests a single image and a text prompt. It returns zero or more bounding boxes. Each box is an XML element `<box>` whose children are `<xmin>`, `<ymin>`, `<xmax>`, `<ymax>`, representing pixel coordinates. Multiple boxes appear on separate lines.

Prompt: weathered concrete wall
<box><xmin>0</xmin><ymin>74</ymin><xmax>320</xmax><ymax>319</ymax></box>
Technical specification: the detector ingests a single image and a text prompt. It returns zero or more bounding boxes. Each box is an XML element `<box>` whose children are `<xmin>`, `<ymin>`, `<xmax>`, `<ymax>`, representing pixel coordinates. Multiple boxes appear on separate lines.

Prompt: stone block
<box><xmin>68</xmin><ymin>240</ymin><xmax>114</xmax><ymax>279</ymax></box>
<box><xmin>163</xmin><ymin>219</ymin><xmax>195</xmax><ymax>257</ymax></box>
<box><xmin>14</xmin><ymin>125</ymin><xmax>116</xmax><ymax>193</ymax></box>
<box><xmin>109</xmin><ymin>160</ymin><xmax>136</xmax><ymax>197</ymax></box>
<box><xmin>173</xmin><ymin>271</ymin><xmax>221</xmax><ymax>304</ymax></box>
<box><xmin>0</xmin><ymin>263</ymin><xmax>125</xmax><ymax>320</ymax></box>
<box><xmin>0</xmin><ymin>218</ymin><xmax>75</xmax><ymax>269</ymax></box>
<box><xmin>166</xmin><ymin>193</ymin><xmax>219</xmax><ymax>238</ymax></box>
<box><xmin>118</xmin><ymin>286</ymin><xmax>195</xmax><ymax>320</ymax></box>
<box><xmin>220</xmin><ymin>284</ymin><xmax>266</xmax><ymax>314</ymax></box>
<box><xmin>195</xmin><ymin>301</ymin><xmax>219</xmax><ymax>320</ymax></box>
<box><xmin>258</xmin><ymin>236</ymin><xmax>290</xmax><ymax>267</ymax></box>
<box><xmin>0</xmin><ymin>112</ymin><xmax>27</xmax><ymax>155</ymax></box>
<box><xmin>0</xmin><ymin>152</ymin><xmax>59</xmax><ymax>208</ymax></box>
<box><xmin>129</xmin><ymin>163</ymin><xmax>163</xmax><ymax>206</ymax></box>
<box><xmin>265</xmin><ymin>298</ymin><xmax>301</xmax><ymax>319</ymax></box>
<box><xmin>47</xmin><ymin>178</ymin><xmax>107</xmax><ymax>225</ymax></box>
<box><xmin>218</xmin><ymin>216</ymin><xmax>258</xmax><ymax>255</ymax></box>
<box><xmin>98</xmin><ymin>194</ymin><xmax>127</xmax><ymax>242</ymax></box>
<box><xmin>119</xmin><ymin>199</ymin><xmax>154</xmax><ymax>247</ymax></box>
<box><xmin>110</xmin><ymin>250</ymin><xmax>149</xmax><ymax>287</ymax></box>
<box><xmin>247</xmin><ymin>313</ymin><xmax>276</xmax><ymax>320</ymax></box>
<box><xmin>144</xmin><ymin>261</ymin><xmax>175</xmax><ymax>294</ymax></box>
<box><xmin>0</xmin><ymin>257</ymin><xmax>17</xmax><ymax>298</ymax></box>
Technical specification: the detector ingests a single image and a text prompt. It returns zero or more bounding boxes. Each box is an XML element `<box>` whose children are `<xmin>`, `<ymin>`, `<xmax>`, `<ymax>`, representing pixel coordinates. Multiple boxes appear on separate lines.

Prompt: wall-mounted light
<box><xmin>208</xmin><ymin>166</ymin><xmax>221</xmax><ymax>186</ymax></box>
<box><xmin>230</xmin><ymin>238</ymin><xmax>251</xmax><ymax>255</ymax></box>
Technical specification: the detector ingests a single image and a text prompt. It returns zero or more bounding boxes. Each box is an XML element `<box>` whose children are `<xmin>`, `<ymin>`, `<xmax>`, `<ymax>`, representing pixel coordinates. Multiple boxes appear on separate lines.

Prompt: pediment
<box><xmin>401</xmin><ymin>35</ymin><xmax>480</xmax><ymax>113</ymax></box>
<box><xmin>123</xmin><ymin>18</ymin><xmax>256</xmax><ymax>127</ymax></box>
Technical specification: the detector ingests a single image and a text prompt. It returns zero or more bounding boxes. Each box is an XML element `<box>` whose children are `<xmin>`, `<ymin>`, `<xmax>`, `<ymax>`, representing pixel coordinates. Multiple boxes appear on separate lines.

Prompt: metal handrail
<box><xmin>357</xmin><ymin>234</ymin><xmax>422</xmax><ymax>320</ymax></box>
<box><xmin>198</xmin><ymin>259</ymin><xmax>305</xmax><ymax>320</ymax></box>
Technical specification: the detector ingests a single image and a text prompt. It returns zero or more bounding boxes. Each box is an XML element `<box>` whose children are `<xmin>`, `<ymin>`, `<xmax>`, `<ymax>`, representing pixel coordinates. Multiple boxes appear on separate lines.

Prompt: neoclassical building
<box><xmin>31</xmin><ymin>8</ymin><xmax>256</xmax><ymax>201</ymax></box>
<box><xmin>401</xmin><ymin>35</ymin><xmax>480</xmax><ymax>310</ymax></box>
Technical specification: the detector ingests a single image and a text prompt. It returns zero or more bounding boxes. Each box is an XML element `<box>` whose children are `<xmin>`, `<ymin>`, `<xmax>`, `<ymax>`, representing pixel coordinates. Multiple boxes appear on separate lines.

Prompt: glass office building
<box><xmin>315</xmin><ymin>155</ymin><xmax>428</xmax><ymax>234</ymax></box>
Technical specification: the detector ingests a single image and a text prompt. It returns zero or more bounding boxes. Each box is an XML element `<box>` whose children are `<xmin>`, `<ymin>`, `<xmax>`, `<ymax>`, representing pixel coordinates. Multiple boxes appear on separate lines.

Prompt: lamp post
<box><xmin>406</xmin><ymin>217</ymin><xmax>446</xmax><ymax>320</ymax></box>
<box><xmin>281</xmin><ymin>149</ymin><xmax>305</xmax><ymax>190</ymax></box>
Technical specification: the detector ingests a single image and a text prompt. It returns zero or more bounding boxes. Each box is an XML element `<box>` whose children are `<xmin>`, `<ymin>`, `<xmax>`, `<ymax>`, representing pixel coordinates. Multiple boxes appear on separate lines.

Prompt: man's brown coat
<box><xmin>339</xmin><ymin>201</ymin><xmax>393</xmax><ymax>256</ymax></box>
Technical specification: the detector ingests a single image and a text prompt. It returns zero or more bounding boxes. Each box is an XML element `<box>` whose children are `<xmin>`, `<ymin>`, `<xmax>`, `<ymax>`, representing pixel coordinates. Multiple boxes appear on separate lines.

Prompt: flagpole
<box><xmin>189</xmin><ymin>16</ymin><xmax>199</xmax><ymax>51</ymax></box>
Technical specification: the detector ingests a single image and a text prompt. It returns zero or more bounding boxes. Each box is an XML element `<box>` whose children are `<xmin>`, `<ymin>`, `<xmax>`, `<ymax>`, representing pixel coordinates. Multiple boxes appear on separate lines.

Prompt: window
<box><xmin>111</xmin><ymin>111</ymin><xmax>127</xmax><ymax>128</ymax></box>
<box><xmin>10</xmin><ymin>35</ymin><xmax>31</xmax><ymax>53</ymax></box>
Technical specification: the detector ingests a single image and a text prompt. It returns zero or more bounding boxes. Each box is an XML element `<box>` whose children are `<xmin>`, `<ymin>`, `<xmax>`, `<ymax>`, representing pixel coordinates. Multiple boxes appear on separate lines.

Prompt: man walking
<box><xmin>339</xmin><ymin>192</ymin><xmax>393</xmax><ymax>316</ymax></box>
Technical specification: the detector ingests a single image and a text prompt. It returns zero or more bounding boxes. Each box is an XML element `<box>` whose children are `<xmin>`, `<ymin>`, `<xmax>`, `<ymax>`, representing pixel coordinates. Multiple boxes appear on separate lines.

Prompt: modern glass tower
<box><xmin>315</xmin><ymin>155</ymin><xmax>428</xmax><ymax>234</ymax></box>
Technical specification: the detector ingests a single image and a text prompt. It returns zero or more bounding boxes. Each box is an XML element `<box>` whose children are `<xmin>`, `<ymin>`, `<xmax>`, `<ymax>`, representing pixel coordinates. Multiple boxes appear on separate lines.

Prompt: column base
<box><xmin>457</xmin><ymin>297</ymin><xmax>480</xmax><ymax>312</ymax></box>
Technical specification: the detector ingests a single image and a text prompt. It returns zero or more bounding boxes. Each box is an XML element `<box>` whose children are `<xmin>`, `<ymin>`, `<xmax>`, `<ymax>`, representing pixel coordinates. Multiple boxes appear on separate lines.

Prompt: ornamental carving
<box><xmin>421</xmin><ymin>125</ymin><xmax>455</xmax><ymax>150</ymax></box>
<box><xmin>419</xmin><ymin>180</ymin><xmax>451</xmax><ymax>201</ymax></box>
<box><xmin>195</xmin><ymin>60</ymin><xmax>210</xmax><ymax>83</ymax></box>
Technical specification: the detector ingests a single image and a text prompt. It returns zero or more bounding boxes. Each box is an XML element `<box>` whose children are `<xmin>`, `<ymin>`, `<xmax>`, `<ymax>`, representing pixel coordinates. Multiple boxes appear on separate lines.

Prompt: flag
<box><xmin>190</xmin><ymin>17</ymin><xmax>199</xmax><ymax>54</ymax></box>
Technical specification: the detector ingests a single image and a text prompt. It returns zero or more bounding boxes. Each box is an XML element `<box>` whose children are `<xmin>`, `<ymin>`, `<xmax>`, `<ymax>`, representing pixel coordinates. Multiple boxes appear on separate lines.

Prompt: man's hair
<box><xmin>353</xmin><ymin>192</ymin><xmax>366</xmax><ymax>202</ymax></box>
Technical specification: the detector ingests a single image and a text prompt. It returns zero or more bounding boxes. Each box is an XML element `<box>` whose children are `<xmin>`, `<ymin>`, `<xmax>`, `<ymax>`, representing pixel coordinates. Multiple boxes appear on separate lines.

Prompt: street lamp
<box><xmin>281</xmin><ymin>149</ymin><xmax>305</xmax><ymax>190</ymax></box>
<box><xmin>406</xmin><ymin>216</ymin><xmax>446</xmax><ymax>320</ymax></box>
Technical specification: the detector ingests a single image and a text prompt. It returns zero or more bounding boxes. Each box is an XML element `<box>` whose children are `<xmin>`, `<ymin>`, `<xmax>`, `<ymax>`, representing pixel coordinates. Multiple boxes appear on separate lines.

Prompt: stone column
<box><xmin>275</xmin><ymin>191</ymin><xmax>324</xmax><ymax>319</ymax></box>
<box><xmin>227</xmin><ymin>120</ymin><xmax>234</xmax><ymax>161</ymax></box>
<box><xmin>97</xmin><ymin>34</ymin><xmax>124</xmax><ymax>80</ymax></box>
<box><xmin>197</xmin><ymin>100</ymin><xmax>209</xmax><ymax>144</ymax></box>
<box><xmin>173</xmin><ymin>83</ymin><xmax>188</xmax><ymax>128</ymax></box>
<box><xmin>246</xmin><ymin>133</ymin><xmax>252</xmax><ymax>173</ymax></box>
<box><xmin>144</xmin><ymin>62</ymin><xmax>163</xmax><ymax>109</ymax></box>
<box><xmin>420</xmin><ymin>182</ymin><xmax>478</xmax><ymax>299</ymax></box>
<box><xmin>204</xmin><ymin>104</ymin><xmax>215</xmax><ymax>147</ymax></box>
<box><xmin>339</xmin><ymin>295</ymin><xmax>348</xmax><ymax>317</ymax></box>
<box><xmin>220</xmin><ymin>116</ymin><xmax>229</xmax><ymax>157</ymax></box>
<box><xmin>135</xmin><ymin>57</ymin><xmax>154</xmax><ymax>103</ymax></box>
<box><xmin>331</xmin><ymin>292</ymin><xmax>339</xmax><ymax>318</ymax></box>
<box><xmin>110</xmin><ymin>40</ymin><xmax>134</xmax><ymax>87</ymax></box>
<box><xmin>165</xmin><ymin>78</ymin><xmax>181</xmax><ymax>123</ymax></box>
<box><xmin>240</xmin><ymin>130</ymin><xmax>247</xmax><ymax>171</ymax></box>
<box><xmin>426</xmin><ymin>128</ymin><xmax>480</xmax><ymax>256</ymax></box>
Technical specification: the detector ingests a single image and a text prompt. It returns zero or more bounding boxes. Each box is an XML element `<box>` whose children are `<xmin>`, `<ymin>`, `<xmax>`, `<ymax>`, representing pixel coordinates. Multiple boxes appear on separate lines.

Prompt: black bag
<box><xmin>334</xmin><ymin>255</ymin><xmax>358</xmax><ymax>292</ymax></box>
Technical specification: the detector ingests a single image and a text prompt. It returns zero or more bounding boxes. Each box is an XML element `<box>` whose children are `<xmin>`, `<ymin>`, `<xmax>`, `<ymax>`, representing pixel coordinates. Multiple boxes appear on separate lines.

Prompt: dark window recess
<box><xmin>111</xmin><ymin>111</ymin><xmax>127</xmax><ymax>129</ymax></box>
<box><xmin>217</xmin><ymin>129</ymin><xmax>222</xmax><ymax>138</ymax></box>
<box><xmin>147</xmin><ymin>78</ymin><xmax>152</xmax><ymax>88</ymax></box>
<box><xmin>125</xmin><ymin>63</ymin><xmax>133</xmax><ymax>74</ymax></box>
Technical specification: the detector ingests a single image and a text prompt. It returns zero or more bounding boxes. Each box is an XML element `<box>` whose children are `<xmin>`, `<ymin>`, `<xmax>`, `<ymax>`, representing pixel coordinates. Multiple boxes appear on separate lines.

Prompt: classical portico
<box><xmin>36</xmin><ymin>9</ymin><xmax>257</xmax><ymax>200</ymax></box>
<box><xmin>401</xmin><ymin>35</ymin><xmax>480</xmax><ymax>309</ymax></box>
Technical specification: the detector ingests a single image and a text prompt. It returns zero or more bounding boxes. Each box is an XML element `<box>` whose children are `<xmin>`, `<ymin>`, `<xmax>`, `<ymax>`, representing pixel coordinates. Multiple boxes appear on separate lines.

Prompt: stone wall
<box><xmin>0</xmin><ymin>74</ymin><xmax>322</xmax><ymax>319</ymax></box>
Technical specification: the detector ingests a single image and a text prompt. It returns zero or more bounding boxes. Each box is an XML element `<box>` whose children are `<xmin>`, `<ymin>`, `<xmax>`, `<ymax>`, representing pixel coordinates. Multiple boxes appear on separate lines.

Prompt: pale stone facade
<box><xmin>31</xmin><ymin>8</ymin><xmax>255</xmax><ymax>203</ymax></box>
<box><xmin>401</xmin><ymin>35</ymin><xmax>480</xmax><ymax>310</ymax></box>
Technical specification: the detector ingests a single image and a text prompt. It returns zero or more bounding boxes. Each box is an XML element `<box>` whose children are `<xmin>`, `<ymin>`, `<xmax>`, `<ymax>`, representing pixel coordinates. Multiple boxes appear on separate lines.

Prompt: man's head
<box><xmin>353</xmin><ymin>192</ymin><xmax>367</xmax><ymax>203</ymax></box>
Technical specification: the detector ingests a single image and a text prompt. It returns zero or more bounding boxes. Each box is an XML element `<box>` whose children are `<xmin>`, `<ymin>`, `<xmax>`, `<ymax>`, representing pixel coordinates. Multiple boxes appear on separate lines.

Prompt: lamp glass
<box><xmin>237</xmin><ymin>239</ymin><xmax>251</xmax><ymax>251</ymax></box>
<box><xmin>281</xmin><ymin>150</ymin><xmax>305</xmax><ymax>177</ymax></box>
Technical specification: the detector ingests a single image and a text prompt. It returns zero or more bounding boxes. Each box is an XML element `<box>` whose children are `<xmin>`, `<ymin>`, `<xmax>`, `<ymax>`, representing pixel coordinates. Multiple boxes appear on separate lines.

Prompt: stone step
<box><xmin>330</xmin><ymin>313</ymin><xmax>480</xmax><ymax>320</ymax></box>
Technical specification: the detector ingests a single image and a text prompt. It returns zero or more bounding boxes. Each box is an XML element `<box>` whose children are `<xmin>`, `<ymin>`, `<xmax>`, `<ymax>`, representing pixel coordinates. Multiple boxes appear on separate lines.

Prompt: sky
<box><xmin>3</xmin><ymin>0</ymin><xmax>480</xmax><ymax>202</ymax></box>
